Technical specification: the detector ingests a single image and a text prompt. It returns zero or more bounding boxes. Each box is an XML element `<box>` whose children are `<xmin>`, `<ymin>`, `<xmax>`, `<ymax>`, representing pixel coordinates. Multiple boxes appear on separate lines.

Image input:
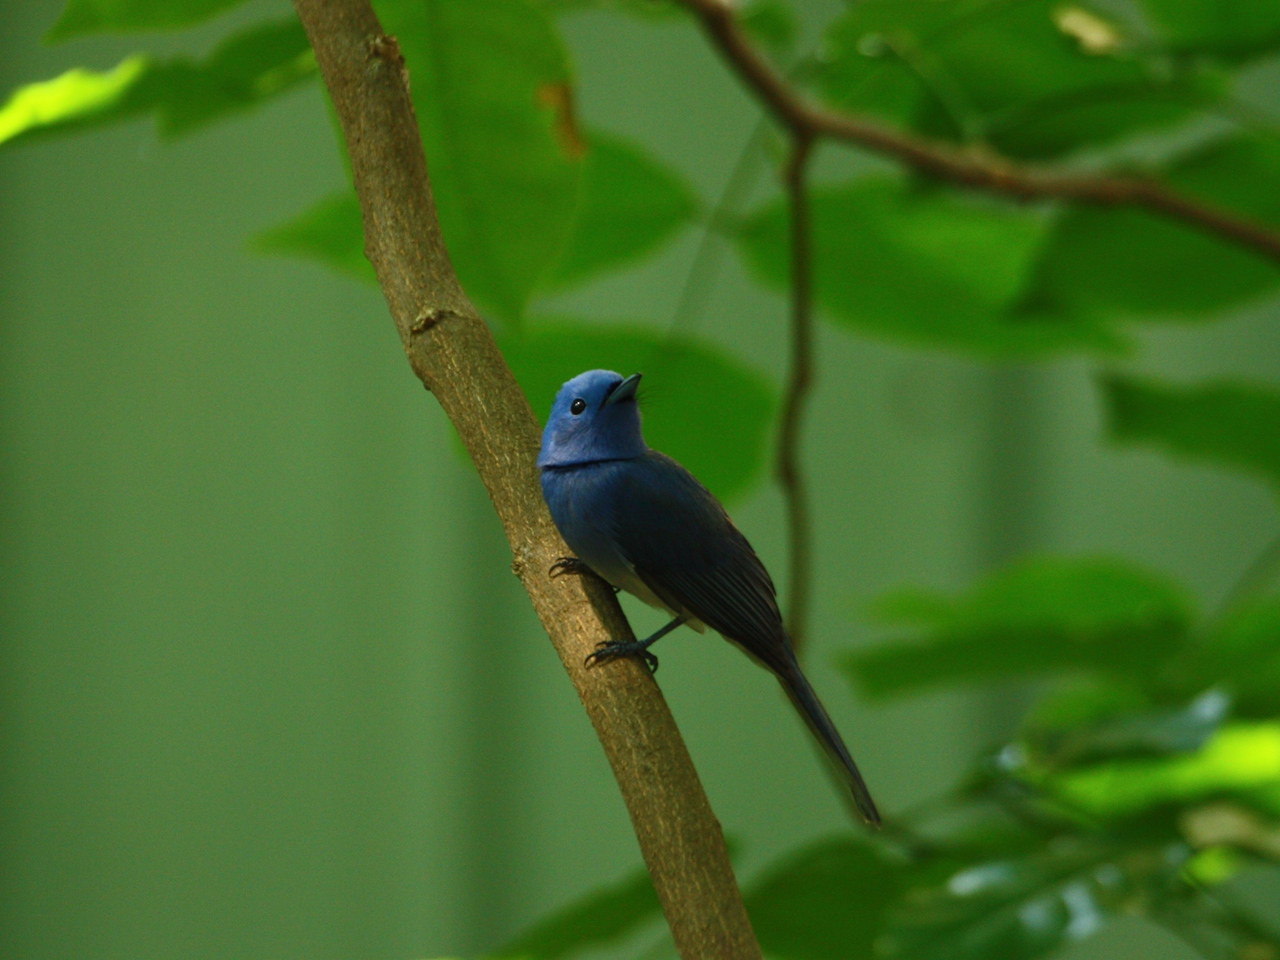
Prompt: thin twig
<box><xmin>777</xmin><ymin>134</ymin><xmax>814</xmax><ymax>650</ymax></box>
<box><xmin>678</xmin><ymin>0</ymin><xmax>1280</xmax><ymax>265</ymax></box>
<box><xmin>289</xmin><ymin>1</ymin><xmax>761</xmax><ymax>956</ymax></box>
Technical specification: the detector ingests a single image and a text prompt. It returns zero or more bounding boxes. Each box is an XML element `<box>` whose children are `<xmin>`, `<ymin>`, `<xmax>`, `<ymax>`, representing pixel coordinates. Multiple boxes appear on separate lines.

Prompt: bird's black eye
<box><xmin>570</xmin><ymin>398</ymin><xmax>587</xmax><ymax>415</ymax></box>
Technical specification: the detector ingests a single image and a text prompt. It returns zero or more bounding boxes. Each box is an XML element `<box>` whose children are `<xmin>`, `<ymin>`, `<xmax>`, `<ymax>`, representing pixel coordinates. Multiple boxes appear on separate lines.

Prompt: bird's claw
<box><xmin>550</xmin><ymin>556</ymin><xmax>590</xmax><ymax>579</ymax></box>
<box><xmin>584</xmin><ymin>640</ymin><xmax>659</xmax><ymax>675</ymax></box>
<box><xmin>550</xmin><ymin>557</ymin><xmax>620</xmax><ymax>593</ymax></box>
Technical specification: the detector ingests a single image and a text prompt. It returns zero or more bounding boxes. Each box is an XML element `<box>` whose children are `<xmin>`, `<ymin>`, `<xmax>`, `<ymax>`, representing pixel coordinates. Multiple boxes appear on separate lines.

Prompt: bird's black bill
<box><xmin>605</xmin><ymin>373</ymin><xmax>642</xmax><ymax>406</ymax></box>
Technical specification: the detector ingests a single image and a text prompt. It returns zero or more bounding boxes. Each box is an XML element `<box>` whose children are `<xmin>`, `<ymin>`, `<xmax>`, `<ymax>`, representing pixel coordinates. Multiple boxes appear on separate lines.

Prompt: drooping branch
<box><xmin>777</xmin><ymin>134</ymin><xmax>814</xmax><ymax>651</ymax></box>
<box><xmin>289</xmin><ymin>1</ymin><xmax>761</xmax><ymax>956</ymax></box>
<box><xmin>678</xmin><ymin>0</ymin><xmax>1280</xmax><ymax>266</ymax></box>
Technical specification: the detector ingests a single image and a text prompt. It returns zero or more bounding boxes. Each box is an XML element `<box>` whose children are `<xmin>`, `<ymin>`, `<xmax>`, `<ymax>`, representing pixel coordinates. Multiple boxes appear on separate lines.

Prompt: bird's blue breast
<box><xmin>541</xmin><ymin>461</ymin><xmax>633</xmax><ymax>586</ymax></box>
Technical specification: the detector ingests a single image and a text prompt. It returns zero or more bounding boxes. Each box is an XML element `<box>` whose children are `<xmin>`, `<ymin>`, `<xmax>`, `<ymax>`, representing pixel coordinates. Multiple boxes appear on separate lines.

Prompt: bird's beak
<box><xmin>606</xmin><ymin>373</ymin><xmax>641</xmax><ymax>406</ymax></box>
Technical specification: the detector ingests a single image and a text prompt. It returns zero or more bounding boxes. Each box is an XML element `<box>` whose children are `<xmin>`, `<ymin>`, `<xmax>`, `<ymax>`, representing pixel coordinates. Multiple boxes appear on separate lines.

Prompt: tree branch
<box><xmin>289</xmin><ymin>1</ymin><xmax>761</xmax><ymax>956</ymax></box>
<box><xmin>679</xmin><ymin>0</ymin><xmax>1280</xmax><ymax>266</ymax></box>
<box><xmin>777</xmin><ymin>134</ymin><xmax>814</xmax><ymax>651</ymax></box>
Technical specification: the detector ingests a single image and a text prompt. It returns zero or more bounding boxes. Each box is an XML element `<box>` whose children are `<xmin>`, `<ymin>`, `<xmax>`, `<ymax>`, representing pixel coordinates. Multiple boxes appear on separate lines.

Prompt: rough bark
<box><xmin>289</xmin><ymin>1</ymin><xmax>762</xmax><ymax>956</ymax></box>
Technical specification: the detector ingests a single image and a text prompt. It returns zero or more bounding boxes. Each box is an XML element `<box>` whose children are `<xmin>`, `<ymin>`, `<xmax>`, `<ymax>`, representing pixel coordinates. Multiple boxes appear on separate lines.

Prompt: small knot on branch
<box><xmin>510</xmin><ymin>542</ymin><xmax>536</xmax><ymax>580</ymax></box>
<box><xmin>366</xmin><ymin>33</ymin><xmax>410</xmax><ymax>92</ymax></box>
<box><xmin>410</xmin><ymin>307</ymin><xmax>460</xmax><ymax>334</ymax></box>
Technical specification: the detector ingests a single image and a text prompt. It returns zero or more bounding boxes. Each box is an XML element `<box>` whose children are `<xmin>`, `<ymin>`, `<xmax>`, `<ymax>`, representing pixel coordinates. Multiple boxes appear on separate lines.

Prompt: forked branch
<box><xmin>679</xmin><ymin>0</ymin><xmax>1280</xmax><ymax>265</ymax></box>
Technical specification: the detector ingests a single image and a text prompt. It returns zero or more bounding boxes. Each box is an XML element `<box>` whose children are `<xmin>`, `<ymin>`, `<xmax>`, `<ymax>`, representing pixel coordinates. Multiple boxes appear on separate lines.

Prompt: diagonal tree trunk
<box><xmin>289</xmin><ymin>1</ymin><xmax>762</xmax><ymax>956</ymax></box>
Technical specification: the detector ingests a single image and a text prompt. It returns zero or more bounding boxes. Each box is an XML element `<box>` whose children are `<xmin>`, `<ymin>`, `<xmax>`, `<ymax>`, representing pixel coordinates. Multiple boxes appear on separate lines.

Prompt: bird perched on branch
<box><xmin>538</xmin><ymin>368</ymin><xmax>880</xmax><ymax>826</ymax></box>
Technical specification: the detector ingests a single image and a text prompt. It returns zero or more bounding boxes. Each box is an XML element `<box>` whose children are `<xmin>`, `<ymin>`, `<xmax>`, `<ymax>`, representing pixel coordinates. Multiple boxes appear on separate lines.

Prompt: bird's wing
<box><xmin>607</xmin><ymin>452</ymin><xmax>790</xmax><ymax>670</ymax></box>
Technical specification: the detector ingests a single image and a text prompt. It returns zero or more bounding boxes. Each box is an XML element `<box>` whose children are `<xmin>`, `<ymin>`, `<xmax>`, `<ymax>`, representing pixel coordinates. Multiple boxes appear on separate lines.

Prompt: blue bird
<box><xmin>538</xmin><ymin>369</ymin><xmax>880</xmax><ymax>826</ymax></box>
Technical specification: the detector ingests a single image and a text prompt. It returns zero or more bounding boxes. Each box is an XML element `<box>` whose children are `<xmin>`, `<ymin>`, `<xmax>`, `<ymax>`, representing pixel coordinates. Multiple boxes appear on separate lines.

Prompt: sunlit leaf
<box><xmin>47</xmin><ymin>0</ymin><xmax>250</xmax><ymax>40</ymax></box>
<box><xmin>252</xmin><ymin>190</ymin><xmax>374</xmax><ymax>284</ymax></box>
<box><xmin>844</xmin><ymin>557</ymin><xmax>1194</xmax><ymax>699</ymax></box>
<box><xmin>0</xmin><ymin>56</ymin><xmax>150</xmax><ymax>147</ymax></box>
<box><xmin>1052</xmin><ymin>723</ymin><xmax>1280</xmax><ymax>818</ymax></box>
<box><xmin>1139</xmin><ymin>0</ymin><xmax>1280</xmax><ymax>59</ymax></box>
<box><xmin>505</xmin><ymin>320</ymin><xmax>774</xmax><ymax>503</ymax></box>
<box><xmin>0</xmin><ymin>19</ymin><xmax>314</xmax><ymax>149</ymax></box>
<box><xmin>491</xmin><ymin>864</ymin><xmax>660</xmax><ymax>959</ymax></box>
<box><xmin>744</xmin><ymin>837</ymin><xmax>902</xmax><ymax>960</ymax></box>
<box><xmin>1101</xmin><ymin>375</ymin><xmax>1280</xmax><ymax>494</ymax></box>
<box><xmin>376</xmin><ymin>0</ymin><xmax>582</xmax><ymax>323</ymax></box>
<box><xmin>543</xmin><ymin>130</ymin><xmax>697</xmax><ymax>290</ymax></box>
<box><xmin>735</xmin><ymin>178</ymin><xmax>1119</xmax><ymax>357</ymax></box>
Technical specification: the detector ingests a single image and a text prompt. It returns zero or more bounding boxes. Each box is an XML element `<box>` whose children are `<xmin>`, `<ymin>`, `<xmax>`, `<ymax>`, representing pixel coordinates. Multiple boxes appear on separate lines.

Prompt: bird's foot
<box><xmin>550</xmin><ymin>557</ymin><xmax>620</xmax><ymax>593</ymax></box>
<box><xmin>550</xmin><ymin>556</ymin><xmax>591</xmax><ymax>578</ymax></box>
<box><xmin>584</xmin><ymin>639</ymin><xmax>659</xmax><ymax>675</ymax></box>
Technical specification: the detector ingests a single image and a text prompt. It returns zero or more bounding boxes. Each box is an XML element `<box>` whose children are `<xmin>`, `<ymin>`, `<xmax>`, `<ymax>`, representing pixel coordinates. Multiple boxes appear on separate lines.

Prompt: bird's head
<box><xmin>538</xmin><ymin>369</ymin><xmax>647</xmax><ymax>468</ymax></box>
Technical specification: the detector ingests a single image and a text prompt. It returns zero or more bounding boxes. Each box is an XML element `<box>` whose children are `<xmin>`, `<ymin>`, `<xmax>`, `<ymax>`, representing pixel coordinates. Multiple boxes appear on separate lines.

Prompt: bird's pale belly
<box><xmin>574</xmin><ymin>541</ymin><xmax>707</xmax><ymax>634</ymax></box>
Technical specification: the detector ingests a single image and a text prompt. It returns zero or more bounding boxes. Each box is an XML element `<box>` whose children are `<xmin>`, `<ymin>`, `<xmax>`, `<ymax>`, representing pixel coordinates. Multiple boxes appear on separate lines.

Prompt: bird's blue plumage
<box><xmin>539</xmin><ymin>369</ymin><xmax>880</xmax><ymax>826</ymax></box>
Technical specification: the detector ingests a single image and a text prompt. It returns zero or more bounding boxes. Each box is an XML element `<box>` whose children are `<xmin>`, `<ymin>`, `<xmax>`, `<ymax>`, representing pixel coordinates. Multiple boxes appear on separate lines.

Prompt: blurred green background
<box><xmin>2</xmin><ymin>1</ymin><xmax>1279</xmax><ymax>958</ymax></box>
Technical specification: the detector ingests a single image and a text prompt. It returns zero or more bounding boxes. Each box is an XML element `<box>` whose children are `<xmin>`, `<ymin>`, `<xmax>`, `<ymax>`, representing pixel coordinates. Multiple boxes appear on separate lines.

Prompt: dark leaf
<box><xmin>1025</xmin><ymin>689</ymin><xmax>1232</xmax><ymax>769</ymax></box>
<box><xmin>882</xmin><ymin>839</ymin><xmax>1151</xmax><ymax>960</ymax></box>
<box><xmin>47</xmin><ymin>0</ymin><xmax>250</xmax><ymax>40</ymax></box>
<box><xmin>844</xmin><ymin>557</ymin><xmax>1194</xmax><ymax>699</ymax></box>
<box><xmin>1100</xmin><ymin>375</ymin><xmax>1280</xmax><ymax>494</ymax></box>
<box><xmin>376</xmin><ymin>0</ymin><xmax>582</xmax><ymax>324</ymax></box>
<box><xmin>490</xmin><ymin>865</ymin><xmax>660</xmax><ymax>959</ymax></box>
<box><xmin>252</xmin><ymin>191</ymin><xmax>375</xmax><ymax>285</ymax></box>
<box><xmin>505</xmin><ymin>320</ymin><xmax>775</xmax><ymax>503</ymax></box>
<box><xmin>543</xmin><ymin>130</ymin><xmax>697</xmax><ymax>290</ymax></box>
<box><xmin>739</xmin><ymin>0</ymin><xmax>799</xmax><ymax>60</ymax></box>
<box><xmin>1168</xmin><ymin>600</ymin><xmax>1280</xmax><ymax>718</ymax></box>
<box><xmin>0</xmin><ymin>19</ymin><xmax>314</xmax><ymax>148</ymax></box>
<box><xmin>1139</xmin><ymin>0</ymin><xmax>1280</xmax><ymax>60</ymax></box>
<box><xmin>814</xmin><ymin>0</ymin><xmax>1204</xmax><ymax>160</ymax></box>
<box><xmin>744</xmin><ymin>836</ymin><xmax>903</xmax><ymax>960</ymax></box>
<box><xmin>1027</xmin><ymin>134</ymin><xmax>1280</xmax><ymax>324</ymax></box>
<box><xmin>735</xmin><ymin>178</ymin><xmax>1119</xmax><ymax>357</ymax></box>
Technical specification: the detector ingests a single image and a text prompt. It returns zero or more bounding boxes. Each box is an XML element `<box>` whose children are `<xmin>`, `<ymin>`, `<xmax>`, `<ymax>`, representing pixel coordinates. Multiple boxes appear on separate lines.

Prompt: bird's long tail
<box><xmin>777</xmin><ymin>662</ymin><xmax>881</xmax><ymax>827</ymax></box>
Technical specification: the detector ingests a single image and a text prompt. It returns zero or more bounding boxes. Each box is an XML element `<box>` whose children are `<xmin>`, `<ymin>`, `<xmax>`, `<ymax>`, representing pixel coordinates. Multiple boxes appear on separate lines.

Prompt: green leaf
<box><xmin>1171</xmin><ymin>133</ymin><xmax>1280</xmax><ymax>230</ymax></box>
<box><xmin>1027</xmin><ymin>134</ymin><xmax>1280</xmax><ymax>324</ymax></box>
<box><xmin>814</xmin><ymin>0</ymin><xmax>1204</xmax><ymax>160</ymax></box>
<box><xmin>1052</xmin><ymin>722</ymin><xmax>1280</xmax><ymax>818</ymax></box>
<box><xmin>504</xmin><ymin>320</ymin><xmax>775</xmax><ymax>503</ymax></box>
<box><xmin>150</xmin><ymin>17</ymin><xmax>315</xmax><ymax>135</ymax></box>
<box><xmin>1025</xmin><ymin>689</ymin><xmax>1231</xmax><ymax>769</ymax></box>
<box><xmin>881</xmin><ymin>840</ymin><xmax>1144</xmax><ymax>960</ymax></box>
<box><xmin>1100</xmin><ymin>375</ymin><xmax>1280</xmax><ymax>494</ymax></box>
<box><xmin>544</xmin><ymin>131</ymin><xmax>697</xmax><ymax>290</ymax></box>
<box><xmin>48</xmin><ymin>0</ymin><xmax>250</xmax><ymax>40</ymax></box>
<box><xmin>1029</xmin><ymin>207</ymin><xmax>1280</xmax><ymax>322</ymax></box>
<box><xmin>0</xmin><ymin>56</ymin><xmax>150</xmax><ymax>147</ymax></box>
<box><xmin>844</xmin><ymin>557</ymin><xmax>1194</xmax><ymax>699</ymax></box>
<box><xmin>252</xmin><ymin>191</ymin><xmax>375</xmax><ymax>285</ymax></box>
<box><xmin>0</xmin><ymin>19</ymin><xmax>314</xmax><ymax>149</ymax></box>
<box><xmin>739</xmin><ymin>0</ymin><xmax>799</xmax><ymax>60</ymax></box>
<box><xmin>735</xmin><ymin>178</ymin><xmax>1118</xmax><ymax>358</ymax></box>
<box><xmin>1139</xmin><ymin>0</ymin><xmax>1280</xmax><ymax>59</ymax></box>
<box><xmin>1171</xmin><ymin>601</ymin><xmax>1280</xmax><ymax>717</ymax></box>
<box><xmin>744</xmin><ymin>837</ymin><xmax>902</xmax><ymax>960</ymax></box>
<box><xmin>376</xmin><ymin>0</ymin><xmax>582</xmax><ymax>324</ymax></box>
<box><xmin>490</xmin><ymin>864</ymin><xmax>660</xmax><ymax>959</ymax></box>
